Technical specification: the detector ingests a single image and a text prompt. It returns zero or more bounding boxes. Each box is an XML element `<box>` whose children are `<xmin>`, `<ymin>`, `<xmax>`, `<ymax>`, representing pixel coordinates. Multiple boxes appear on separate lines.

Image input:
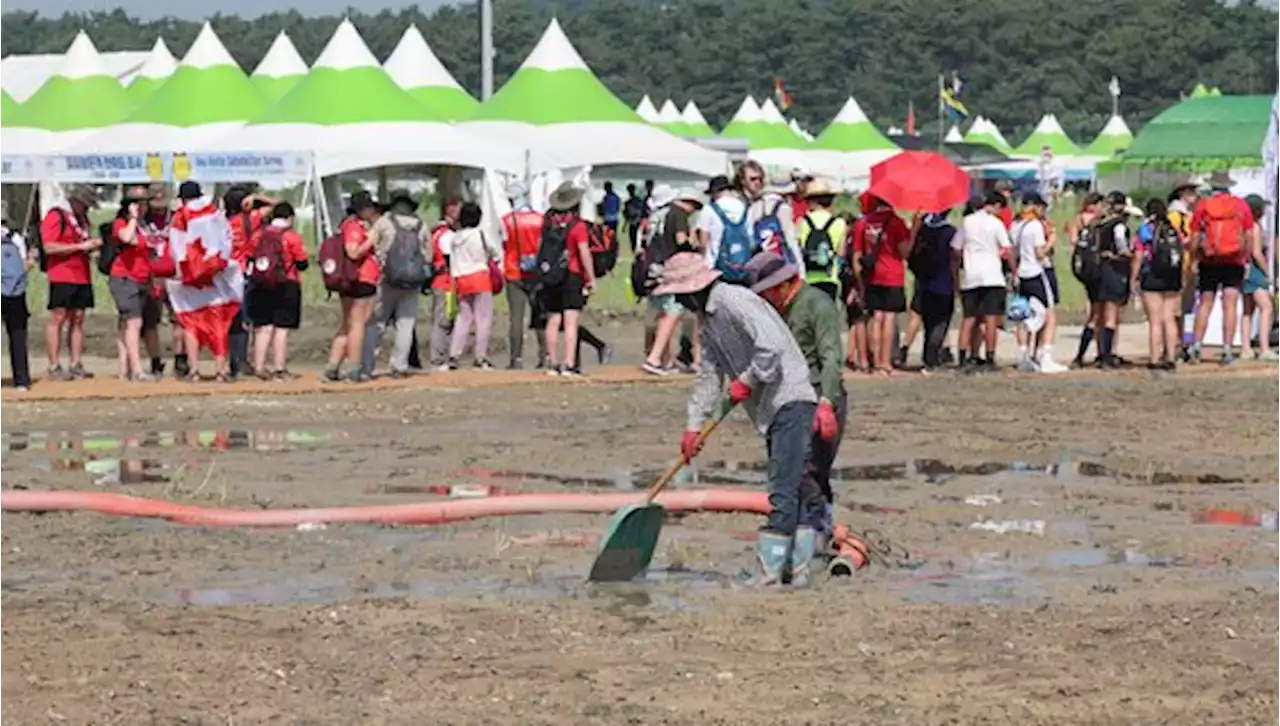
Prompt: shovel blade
<box><xmin>587</xmin><ymin>503</ymin><xmax>666</xmax><ymax>582</ymax></box>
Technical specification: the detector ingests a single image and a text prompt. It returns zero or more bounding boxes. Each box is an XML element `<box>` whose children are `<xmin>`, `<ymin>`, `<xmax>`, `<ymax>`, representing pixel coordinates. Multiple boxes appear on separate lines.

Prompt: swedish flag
<box><xmin>941</xmin><ymin>72</ymin><xmax>969</xmax><ymax>122</ymax></box>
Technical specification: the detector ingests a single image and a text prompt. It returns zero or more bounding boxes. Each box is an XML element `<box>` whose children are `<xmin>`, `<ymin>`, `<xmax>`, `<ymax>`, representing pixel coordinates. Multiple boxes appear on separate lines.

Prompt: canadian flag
<box><xmin>165</xmin><ymin>198</ymin><xmax>244</xmax><ymax>357</ymax></box>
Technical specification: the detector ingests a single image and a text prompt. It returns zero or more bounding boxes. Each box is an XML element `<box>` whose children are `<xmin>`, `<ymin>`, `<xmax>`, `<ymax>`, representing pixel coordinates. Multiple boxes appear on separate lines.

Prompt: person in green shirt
<box><xmin>747</xmin><ymin>251</ymin><xmax>846</xmax><ymax>541</ymax></box>
<box><xmin>796</xmin><ymin>180</ymin><xmax>847</xmax><ymax>302</ymax></box>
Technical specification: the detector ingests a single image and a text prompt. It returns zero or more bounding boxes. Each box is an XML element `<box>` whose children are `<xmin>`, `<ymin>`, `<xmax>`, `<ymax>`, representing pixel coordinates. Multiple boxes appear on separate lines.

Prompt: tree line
<box><xmin>2</xmin><ymin>0</ymin><xmax>1276</xmax><ymax>143</ymax></box>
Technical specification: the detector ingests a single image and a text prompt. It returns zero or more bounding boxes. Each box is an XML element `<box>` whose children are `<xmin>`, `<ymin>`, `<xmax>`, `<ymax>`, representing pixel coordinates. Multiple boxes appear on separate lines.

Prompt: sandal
<box><xmin>255</xmin><ymin>369</ymin><xmax>274</xmax><ymax>381</ymax></box>
<box><xmin>274</xmin><ymin>370</ymin><xmax>299</xmax><ymax>381</ymax></box>
<box><xmin>185</xmin><ymin>372</ymin><xmax>202</xmax><ymax>383</ymax></box>
<box><xmin>214</xmin><ymin>372</ymin><xmax>233</xmax><ymax>384</ymax></box>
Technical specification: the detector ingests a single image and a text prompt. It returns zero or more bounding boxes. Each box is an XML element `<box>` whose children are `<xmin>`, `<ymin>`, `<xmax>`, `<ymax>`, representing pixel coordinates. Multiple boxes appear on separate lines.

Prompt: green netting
<box><xmin>1121</xmin><ymin>95</ymin><xmax>1272</xmax><ymax>163</ymax></box>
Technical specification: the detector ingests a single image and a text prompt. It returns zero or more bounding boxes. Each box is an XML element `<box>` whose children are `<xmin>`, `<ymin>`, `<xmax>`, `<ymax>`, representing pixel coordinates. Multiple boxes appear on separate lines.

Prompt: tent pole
<box><xmin>480</xmin><ymin>0</ymin><xmax>494</xmax><ymax>100</ymax></box>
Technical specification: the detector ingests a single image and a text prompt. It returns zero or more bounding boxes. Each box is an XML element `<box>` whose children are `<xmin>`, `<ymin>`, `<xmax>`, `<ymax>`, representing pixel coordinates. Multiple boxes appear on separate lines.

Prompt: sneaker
<box><xmin>474</xmin><ymin>360</ymin><xmax>495</xmax><ymax>371</ymax></box>
<box><xmin>1017</xmin><ymin>354</ymin><xmax>1039</xmax><ymax>373</ymax></box>
<box><xmin>446</xmin><ymin>358</ymin><xmax>459</xmax><ymax>371</ymax></box>
<box><xmin>174</xmin><ymin>356</ymin><xmax>191</xmax><ymax>378</ymax></box>
<box><xmin>322</xmin><ymin>365</ymin><xmax>342</xmax><ymax>382</ymax></box>
<box><xmin>535</xmin><ymin>356</ymin><xmax>549</xmax><ymax>371</ymax></box>
<box><xmin>68</xmin><ymin>363</ymin><xmax>93</xmax><ymax>379</ymax></box>
<box><xmin>1037</xmin><ymin>356</ymin><xmax>1068</xmax><ymax>374</ymax></box>
<box><xmin>389</xmin><ymin>369</ymin><xmax>413</xmax><ymax>379</ymax></box>
<box><xmin>507</xmin><ymin>358</ymin><xmax>523</xmax><ymax>370</ymax></box>
<box><xmin>1098</xmin><ymin>356</ymin><xmax>1119</xmax><ymax>371</ymax></box>
<box><xmin>561</xmin><ymin>365</ymin><xmax>583</xmax><ymax>377</ymax></box>
<box><xmin>1261</xmin><ymin>350</ymin><xmax>1279</xmax><ymax>362</ymax></box>
<box><xmin>1187</xmin><ymin>344</ymin><xmax>1203</xmax><ymax>365</ymax></box>
<box><xmin>343</xmin><ymin>365</ymin><xmax>370</xmax><ymax>383</ymax></box>
<box><xmin>47</xmin><ymin>365</ymin><xmax>72</xmax><ymax>382</ymax></box>
<box><xmin>1221</xmin><ymin>348</ymin><xmax>1237</xmax><ymax>366</ymax></box>
<box><xmin>131</xmin><ymin>372</ymin><xmax>158</xmax><ymax>383</ymax></box>
<box><xmin>641</xmin><ymin>361</ymin><xmax>669</xmax><ymax>376</ymax></box>
<box><xmin>1161</xmin><ymin>360</ymin><xmax>1177</xmax><ymax>372</ymax></box>
<box><xmin>546</xmin><ymin>365</ymin><xmax>562</xmax><ymax>377</ymax></box>
<box><xmin>597</xmin><ymin>343</ymin><xmax>615</xmax><ymax>365</ymax></box>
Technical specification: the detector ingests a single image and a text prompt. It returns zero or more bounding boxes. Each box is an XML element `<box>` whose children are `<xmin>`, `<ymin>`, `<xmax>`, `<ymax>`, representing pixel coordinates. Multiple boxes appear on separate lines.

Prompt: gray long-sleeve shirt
<box><xmin>687</xmin><ymin>282</ymin><xmax>816</xmax><ymax>435</ymax></box>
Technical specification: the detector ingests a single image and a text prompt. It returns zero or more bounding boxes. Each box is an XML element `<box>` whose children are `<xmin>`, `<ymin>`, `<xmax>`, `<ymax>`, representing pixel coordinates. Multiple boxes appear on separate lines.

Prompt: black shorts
<box><xmin>1018</xmin><ymin>273</ymin><xmax>1057</xmax><ymax>308</ymax></box>
<box><xmin>342</xmin><ymin>282</ymin><xmax>378</xmax><ymax>300</ymax></box>
<box><xmin>866</xmin><ymin>284</ymin><xmax>906</xmax><ymax>313</ymax></box>
<box><xmin>961</xmin><ymin>286</ymin><xmax>1005</xmax><ymax>318</ymax></box>
<box><xmin>539</xmin><ymin>277</ymin><xmax>585</xmax><ymax>314</ymax></box>
<box><xmin>1140</xmin><ymin>271</ymin><xmax>1181</xmax><ymax>294</ymax></box>
<box><xmin>846</xmin><ymin>298</ymin><xmax>868</xmax><ymax>326</ymax></box>
<box><xmin>1096</xmin><ymin>263</ymin><xmax>1130</xmax><ymax>303</ymax></box>
<box><xmin>47</xmin><ymin>282</ymin><xmax>94</xmax><ymax>311</ymax></box>
<box><xmin>247</xmin><ymin>282</ymin><xmax>302</xmax><ymax>329</ymax></box>
<box><xmin>1197</xmin><ymin>262</ymin><xmax>1244</xmax><ymax>293</ymax></box>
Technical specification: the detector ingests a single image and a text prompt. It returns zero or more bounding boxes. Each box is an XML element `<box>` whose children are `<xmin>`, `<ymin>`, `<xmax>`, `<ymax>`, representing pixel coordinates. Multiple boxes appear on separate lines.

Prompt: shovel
<box><xmin>587</xmin><ymin>396</ymin><xmax>735</xmax><ymax>582</ymax></box>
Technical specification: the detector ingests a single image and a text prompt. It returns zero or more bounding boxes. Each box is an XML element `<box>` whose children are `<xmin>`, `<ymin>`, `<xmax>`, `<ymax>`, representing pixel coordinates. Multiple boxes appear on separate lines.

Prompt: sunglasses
<box><xmin>745</xmin><ymin>175</ymin><xmax>763</xmax><ymax>183</ymax></box>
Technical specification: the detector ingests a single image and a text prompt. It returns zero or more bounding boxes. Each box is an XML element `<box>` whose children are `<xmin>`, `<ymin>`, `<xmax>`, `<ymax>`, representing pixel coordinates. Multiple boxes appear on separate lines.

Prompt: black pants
<box><xmin>228</xmin><ymin>309</ymin><xmax>249</xmax><ymax>372</ymax></box>
<box><xmin>3</xmin><ymin>295</ymin><xmax>31</xmax><ymax>388</ymax></box>
<box><xmin>918</xmin><ymin>291</ymin><xmax>955</xmax><ymax>368</ymax></box>
<box><xmin>803</xmin><ymin>389</ymin><xmax>848</xmax><ymax>531</ymax></box>
<box><xmin>577</xmin><ymin>325</ymin><xmax>606</xmax><ymax>363</ymax></box>
<box><xmin>627</xmin><ymin>221</ymin><xmax>641</xmax><ymax>253</ymax></box>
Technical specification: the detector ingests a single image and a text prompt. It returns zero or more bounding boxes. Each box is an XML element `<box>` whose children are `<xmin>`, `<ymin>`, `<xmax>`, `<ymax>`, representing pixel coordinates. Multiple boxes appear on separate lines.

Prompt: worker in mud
<box><xmin>651</xmin><ymin>251</ymin><xmax>818</xmax><ymax>587</ymax></box>
<box><xmin>746</xmin><ymin>252</ymin><xmax>845</xmax><ymax>549</ymax></box>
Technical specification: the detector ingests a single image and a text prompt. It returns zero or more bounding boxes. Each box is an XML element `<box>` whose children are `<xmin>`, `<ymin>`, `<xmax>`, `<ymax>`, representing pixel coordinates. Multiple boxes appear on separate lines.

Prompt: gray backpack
<box><xmin>383</xmin><ymin>216</ymin><xmax>430</xmax><ymax>289</ymax></box>
<box><xmin>1</xmin><ymin>231</ymin><xmax>26</xmax><ymax>297</ymax></box>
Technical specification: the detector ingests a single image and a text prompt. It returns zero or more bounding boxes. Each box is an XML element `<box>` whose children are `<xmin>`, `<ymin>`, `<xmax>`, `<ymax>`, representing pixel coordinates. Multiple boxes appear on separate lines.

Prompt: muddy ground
<box><xmin>2</xmin><ymin>372</ymin><xmax>1277</xmax><ymax>724</ymax></box>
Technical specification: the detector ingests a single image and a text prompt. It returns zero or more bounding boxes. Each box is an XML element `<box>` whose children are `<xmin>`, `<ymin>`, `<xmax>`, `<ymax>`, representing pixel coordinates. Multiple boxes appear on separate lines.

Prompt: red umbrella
<box><xmin>867</xmin><ymin>151</ymin><xmax>971</xmax><ymax>213</ymax></box>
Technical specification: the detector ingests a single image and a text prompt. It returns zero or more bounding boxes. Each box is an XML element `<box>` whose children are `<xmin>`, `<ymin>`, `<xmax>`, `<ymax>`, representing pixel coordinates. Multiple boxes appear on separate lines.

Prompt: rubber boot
<box><xmin>747</xmin><ymin>531</ymin><xmax>791</xmax><ymax>587</ymax></box>
<box><xmin>790</xmin><ymin>526</ymin><xmax>817</xmax><ymax>588</ymax></box>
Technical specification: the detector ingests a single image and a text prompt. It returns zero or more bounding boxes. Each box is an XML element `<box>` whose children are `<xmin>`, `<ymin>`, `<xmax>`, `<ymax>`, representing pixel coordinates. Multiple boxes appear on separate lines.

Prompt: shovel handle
<box><xmin>643</xmin><ymin>397</ymin><xmax>735</xmax><ymax>504</ymax></box>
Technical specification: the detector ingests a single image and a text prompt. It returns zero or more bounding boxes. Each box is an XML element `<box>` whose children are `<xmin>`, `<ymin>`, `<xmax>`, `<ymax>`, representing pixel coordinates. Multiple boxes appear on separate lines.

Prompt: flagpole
<box><xmin>937</xmin><ymin>73</ymin><xmax>945</xmax><ymax>151</ymax></box>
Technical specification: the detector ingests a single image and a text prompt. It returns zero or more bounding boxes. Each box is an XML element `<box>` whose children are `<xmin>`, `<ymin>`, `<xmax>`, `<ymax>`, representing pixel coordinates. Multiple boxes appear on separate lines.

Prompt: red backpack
<box><xmin>319</xmin><ymin>232</ymin><xmax>360</xmax><ymax>295</ymax></box>
<box><xmin>1200</xmin><ymin>195</ymin><xmax>1245</xmax><ymax>261</ymax></box>
<box><xmin>586</xmin><ymin>221</ymin><xmax>618</xmax><ymax>278</ymax></box>
<box><xmin>250</xmin><ymin>227</ymin><xmax>289</xmax><ymax>288</ymax></box>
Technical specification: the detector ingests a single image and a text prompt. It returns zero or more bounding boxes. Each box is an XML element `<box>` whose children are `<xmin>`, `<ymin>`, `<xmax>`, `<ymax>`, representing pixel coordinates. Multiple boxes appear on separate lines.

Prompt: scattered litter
<box><xmin>964</xmin><ymin>495</ymin><xmax>1003</xmax><ymax>507</ymax></box>
<box><xmin>715</xmin><ymin>671</ymin><xmax>734</xmax><ymax>681</ymax></box>
<box><xmin>295</xmin><ymin>522</ymin><xmax>327</xmax><ymax>532</ymax></box>
<box><xmin>970</xmin><ymin>519</ymin><xmax>1046</xmax><ymax>536</ymax></box>
<box><xmin>1190</xmin><ymin>508</ymin><xmax>1278</xmax><ymax>531</ymax></box>
<box><xmin>1225</xmin><ymin>627</ymin><xmax>1238</xmax><ymax>639</ymax></box>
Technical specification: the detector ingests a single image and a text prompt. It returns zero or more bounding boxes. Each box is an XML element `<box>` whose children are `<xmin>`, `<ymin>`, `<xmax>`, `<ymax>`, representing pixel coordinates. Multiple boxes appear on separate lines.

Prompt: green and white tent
<box><xmin>944</xmin><ymin>125</ymin><xmax>964</xmax><ymax>143</ymax></box>
<box><xmin>384</xmin><ymin>25</ymin><xmax>479</xmax><ymax>121</ymax></box>
<box><xmin>251</xmin><ymin>32</ymin><xmax>309</xmax><ymax>103</ymax></box>
<box><xmin>719</xmin><ymin>96</ymin><xmax>771</xmax><ymax>144</ymax></box>
<box><xmin>806</xmin><ymin>96</ymin><xmax>898</xmax><ymax>187</ymax></box>
<box><xmin>680</xmin><ymin>101</ymin><xmax>715</xmax><ymax>138</ymax></box>
<box><xmin>463</xmin><ymin>19</ymin><xmax>725</xmax><ymax>176</ymax></box>
<box><xmin>656</xmin><ymin>99</ymin><xmax>686</xmax><ymax>134</ymax></box>
<box><xmin>1013</xmin><ymin>114</ymin><xmax>1083</xmax><ymax>158</ymax></box>
<box><xmin>70</xmin><ymin>22</ymin><xmax>268</xmax><ymax>154</ymax></box>
<box><xmin>3</xmin><ymin>31</ymin><xmax>133</xmax><ymax>154</ymax></box>
<box><xmin>1</xmin><ymin>90</ymin><xmax>18</xmax><ymax>123</ymax></box>
<box><xmin>1083</xmin><ymin>114</ymin><xmax>1133</xmax><ymax>159</ymax></box>
<box><xmin>126</xmin><ymin>38</ymin><xmax>177</xmax><ymax>106</ymax></box>
<box><xmin>635</xmin><ymin>95</ymin><xmax>659</xmax><ymax>123</ymax></box>
<box><xmin>204</xmin><ymin>19</ymin><xmax>532</xmax><ymax>176</ymax></box>
<box><xmin>964</xmin><ymin>116</ymin><xmax>1013</xmax><ymax>153</ymax></box>
<box><xmin>759</xmin><ymin>98</ymin><xmax>807</xmax><ymax>148</ymax></box>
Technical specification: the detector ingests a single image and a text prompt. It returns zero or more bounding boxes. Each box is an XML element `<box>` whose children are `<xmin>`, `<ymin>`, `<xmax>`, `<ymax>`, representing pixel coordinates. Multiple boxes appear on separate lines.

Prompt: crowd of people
<box><xmin>0</xmin><ymin>162</ymin><xmax>1273</xmax><ymax>393</ymax></box>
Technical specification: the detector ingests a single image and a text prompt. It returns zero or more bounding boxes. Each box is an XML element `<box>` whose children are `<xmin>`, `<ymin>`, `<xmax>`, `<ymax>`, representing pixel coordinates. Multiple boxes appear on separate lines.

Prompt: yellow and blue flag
<box><xmin>941</xmin><ymin>72</ymin><xmax>969</xmax><ymax>122</ymax></box>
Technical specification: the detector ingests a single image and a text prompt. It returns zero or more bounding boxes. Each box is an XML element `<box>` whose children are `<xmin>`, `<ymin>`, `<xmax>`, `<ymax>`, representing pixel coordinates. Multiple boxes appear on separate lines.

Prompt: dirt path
<box><xmin>2</xmin><ymin>373</ymin><xmax>1277</xmax><ymax>723</ymax></box>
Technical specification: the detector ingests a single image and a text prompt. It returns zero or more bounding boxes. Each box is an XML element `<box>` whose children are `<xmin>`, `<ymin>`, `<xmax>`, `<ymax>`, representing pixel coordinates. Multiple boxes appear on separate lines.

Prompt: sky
<box><xmin>4</xmin><ymin>0</ymin><xmax>463</xmax><ymax>19</ymax></box>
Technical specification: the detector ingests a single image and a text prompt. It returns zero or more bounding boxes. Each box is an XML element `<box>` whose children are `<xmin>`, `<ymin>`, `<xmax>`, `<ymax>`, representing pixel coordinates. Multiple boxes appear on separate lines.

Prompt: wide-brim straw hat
<box><xmin>651</xmin><ymin>251</ymin><xmax>721</xmax><ymax>296</ymax></box>
<box><xmin>548</xmin><ymin>182</ymin><xmax>584</xmax><ymax>211</ymax></box>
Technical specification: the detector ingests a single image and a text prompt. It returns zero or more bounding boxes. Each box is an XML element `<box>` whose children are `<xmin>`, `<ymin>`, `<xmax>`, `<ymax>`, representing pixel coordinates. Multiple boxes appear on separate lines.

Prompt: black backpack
<box><xmin>1072</xmin><ymin>220</ymin><xmax>1104</xmax><ymax>285</ymax></box>
<box><xmin>536</xmin><ymin>215</ymin><xmax>573</xmax><ymax>288</ymax></box>
<box><xmin>1147</xmin><ymin>218</ymin><xmax>1183</xmax><ymax>279</ymax></box>
<box><xmin>802</xmin><ymin>214</ymin><xmax>836</xmax><ymax>272</ymax></box>
<box><xmin>908</xmin><ymin>224</ymin><xmax>950</xmax><ymax>277</ymax></box>
<box><xmin>96</xmin><ymin>221</ymin><xmax>119</xmax><ymax>276</ymax></box>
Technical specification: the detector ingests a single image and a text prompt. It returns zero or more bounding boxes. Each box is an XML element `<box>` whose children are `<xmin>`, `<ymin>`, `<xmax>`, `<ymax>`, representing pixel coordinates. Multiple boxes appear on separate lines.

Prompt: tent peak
<box><xmin>253</xmin><ymin>32</ymin><xmax>308</xmax><ymax>79</ymax></box>
<box><xmin>57</xmin><ymin>31</ymin><xmax>110</xmax><ymax>81</ymax></box>
<box><xmin>135</xmin><ymin>38</ymin><xmax>177</xmax><ymax>81</ymax></box>
<box><xmin>313</xmin><ymin>19</ymin><xmax>379</xmax><ymax>72</ymax></box>
<box><xmin>680</xmin><ymin>100</ymin><xmax>707</xmax><ymax>125</ymax></box>
<box><xmin>183</xmin><ymin>23</ymin><xmax>239</xmax><ymax>71</ymax></box>
<box><xmin>657</xmin><ymin>99</ymin><xmax>681</xmax><ymax>123</ymax></box>
<box><xmin>635</xmin><ymin>95</ymin><xmax>659</xmax><ymax>122</ymax></box>
<box><xmin>521</xmin><ymin>18</ymin><xmax>589</xmax><ymax>73</ymax></box>
<box><xmin>759</xmin><ymin>98</ymin><xmax>786</xmax><ymax>124</ymax></box>
<box><xmin>1098</xmin><ymin>114</ymin><xmax>1132</xmax><ymax>138</ymax></box>
<box><xmin>1032</xmin><ymin>113</ymin><xmax>1067</xmax><ymax>136</ymax></box>
<box><xmin>831</xmin><ymin>97</ymin><xmax>869</xmax><ymax>125</ymax></box>
<box><xmin>385</xmin><ymin>24</ymin><xmax>464</xmax><ymax>92</ymax></box>
<box><xmin>730</xmin><ymin>96</ymin><xmax>762</xmax><ymax>123</ymax></box>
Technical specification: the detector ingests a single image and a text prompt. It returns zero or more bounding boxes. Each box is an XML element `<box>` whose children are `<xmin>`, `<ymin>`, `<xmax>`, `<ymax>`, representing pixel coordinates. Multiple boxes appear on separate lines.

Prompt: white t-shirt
<box><xmin>696</xmin><ymin>195</ymin><xmax>749</xmax><ymax>268</ymax></box>
<box><xmin>1011</xmin><ymin>218</ymin><xmax>1048</xmax><ymax>279</ymax></box>
<box><xmin>955</xmin><ymin>209</ymin><xmax>1012</xmax><ymax>290</ymax></box>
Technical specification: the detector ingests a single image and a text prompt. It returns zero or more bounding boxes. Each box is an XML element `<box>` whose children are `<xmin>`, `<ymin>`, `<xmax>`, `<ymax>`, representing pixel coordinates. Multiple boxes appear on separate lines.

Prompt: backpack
<box><xmin>1072</xmin><ymin>220</ymin><xmax>1104</xmax><ymax>285</ymax></box>
<box><xmin>1200</xmin><ymin>195</ymin><xmax>1245</xmax><ymax>260</ymax></box>
<box><xmin>250</xmin><ymin>226</ymin><xmax>289</xmax><ymax>288</ymax></box>
<box><xmin>536</xmin><ymin>215</ymin><xmax>573</xmax><ymax>288</ymax></box>
<box><xmin>710</xmin><ymin>202</ymin><xmax>756</xmax><ymax>283</ymax></box>
<box><xmin>383</xmin><ymin>216</ymin><xmax>430</xmax><ymax>289</ymax></box>
<box><xmin>587</xmin><ymin>222</ymin><xmax>618</xmax><ymax>278</ymax></box>
<box><xmin>801</xmin><ymin>214</ymin><xmax>836</xmax><ymax>273</ymax></box>
<box><xmin>319</xmin><ymin>232</ymin><xmax>360</xmax><ymax>295</ymax></box>
<box><xmin>624</xmin><ymin>196</ymin><xmax>645</xmax><ymax>221</ymax></box>
<box><xmin>1</xmin><ymin>230</ymin><xmax>26</xmax><ymax>297</ymax></box>
<box><xmin>754</xmin><ymin>200</ymin><xmax>792</xmax><ymax>263</ymax></box>
<box><xmin>1147</xmin><ymin>218</ymin><xmax>1183</xmax><ymax>279</ymax></box>
<box><xmin>96</xmin><ymin>221</ymin><xmax>119</xmax><ymax>276</ymax></box>
<box><xmin>908</xmin><ymin>224</ymin><xmax>950</xmax><ymax>278</ymax></box>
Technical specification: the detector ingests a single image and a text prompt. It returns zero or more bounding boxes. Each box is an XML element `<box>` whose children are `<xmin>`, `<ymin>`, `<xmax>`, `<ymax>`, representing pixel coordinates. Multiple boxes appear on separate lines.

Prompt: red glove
<box><xmin>681</xmin><ymin>429</ymin><xmax>703</xmax><ymax>462</ymax></box>
<box><xmin>814</xmin><ymin>400</ymin><xmax>838</xmax><ymax>442</ymax></box>
<box><xmin>728</xmin><ymin>379</ymin><xmax>753</xmax><ymax>404</ymax></box>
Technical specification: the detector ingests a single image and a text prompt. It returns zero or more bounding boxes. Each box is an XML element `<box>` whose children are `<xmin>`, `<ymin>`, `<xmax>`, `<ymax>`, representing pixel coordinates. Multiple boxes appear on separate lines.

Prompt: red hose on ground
<box><xmin>0</xmin><ymin>489</ymin><xmax>770</xmax><ymax>528</ymax></box>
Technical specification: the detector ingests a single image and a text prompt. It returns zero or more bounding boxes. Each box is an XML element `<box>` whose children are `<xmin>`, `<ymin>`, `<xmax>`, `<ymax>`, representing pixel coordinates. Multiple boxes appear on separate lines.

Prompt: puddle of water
<box><xmin>1</xmin><ymin>428</ymin><xmax>340</xmax><ymax>454</ymax></box>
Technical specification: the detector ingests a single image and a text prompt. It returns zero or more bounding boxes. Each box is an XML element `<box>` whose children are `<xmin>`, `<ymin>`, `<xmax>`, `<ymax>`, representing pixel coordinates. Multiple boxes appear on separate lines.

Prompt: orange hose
<box><xmin>0</xmin><ymin>489</ymin><xmax>771</xmax><ymax>528</ymax></box>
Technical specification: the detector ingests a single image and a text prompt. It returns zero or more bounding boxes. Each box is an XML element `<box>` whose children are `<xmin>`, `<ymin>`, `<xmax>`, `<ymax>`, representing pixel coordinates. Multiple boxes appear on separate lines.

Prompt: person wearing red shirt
<box><xmin>851</xmin><ymin>193</ymin><xmax>912</xmax><ymax>374</ymax></box>
<box><xmin>107</xmin><ymin>190</ymin><xmax>158</xmax><ymax>381</ymax></box>
<box><xmin>222</xmin><ymin>186</ymin><xmax>277</xmax><ymax>377</ymax></box>
<box><xmin>539</xmin><ymin>183</ymin><xmax>597</xmax><ymax>376</ymax></box>
<box><xmin>248</xmin><ymin>202</ymin><xmax>310</xmax><ymax>379</ymax></box>
<box><xmin>1187</xmin><ymin>171</ymin><xmax>1256</xmax><ymax>364</ymax></box>
<box><xmin>41</xmin><ymin>185</ymin><xmax>102</xmax><ymax>380</ymax></box>
<box><xmin>323</xmin><ymin>191</ymin><xmax>382</xmax><ymax>382</ymax></box>
<box><xmin>789</xmin><ymin>167</ymin><xmax>814</xmax><ymax>223</ymax></box>
<box><xmin>996</xmin><ymin>181</ymin><xmax>1016</xmax><ymax>230</ymax></box>
<box><xmin>142</xmin><ymin>185</ymin><xmax>187</xmax><ymax>376</ymax></box>
<box><xmin>422</xmin><ymin>196</ymin><xmax>461</xmax><ymax>369</ymax></box>
<box><xmin>501</xmin><ymin>183</ymin><xmax>547</xmax><ymax>369</ymax></box>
